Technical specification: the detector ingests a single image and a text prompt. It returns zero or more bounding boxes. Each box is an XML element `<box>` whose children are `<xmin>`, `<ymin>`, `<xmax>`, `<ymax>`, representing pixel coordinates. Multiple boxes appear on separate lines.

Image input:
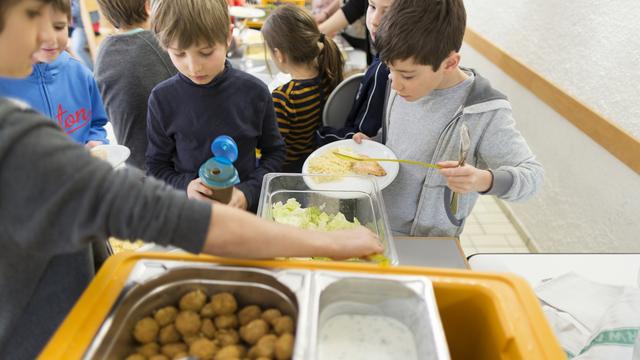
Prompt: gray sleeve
<box><xmin>476</xmin><ymin>108</ymin><xmax>544</xmax><ymax>201</ymax></box>
<box><xmin>0</xmin><ymin>108</ymin><xmax>211</xmax><ymax>255</ymax></box>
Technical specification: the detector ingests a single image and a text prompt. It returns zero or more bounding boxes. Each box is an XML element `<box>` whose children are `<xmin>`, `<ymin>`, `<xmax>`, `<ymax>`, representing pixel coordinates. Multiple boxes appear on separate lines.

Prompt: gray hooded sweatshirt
<box><xmin>380</xmin><ymin>68</ymin><xmax>544</xmax><ymax>237</ymax></box>
<box><xmin>0</xmin><ymin>99</ymin><xmax>211</xmax><ymax>358</ymax></box>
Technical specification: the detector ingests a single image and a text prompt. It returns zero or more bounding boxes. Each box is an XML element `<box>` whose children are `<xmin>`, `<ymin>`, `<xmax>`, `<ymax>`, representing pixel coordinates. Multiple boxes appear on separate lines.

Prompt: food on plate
<box><xmin>307</xmin><ymin>147</ymin><xmax>386</xmax><ymax>182</ymax></box>
<box><xmin>90</xmin><ymin>148</ymin><xmax>108</xmax><ymax>160</ymax></box>
<box><xmin>127</xmin><ymin>292</ymin><xmax>295</xmax><ymax>359</ymax></box>
<box><xmin>351</xmin><ymin>155</ymin><xmax>387</xmax><ymax>176</ymax></box>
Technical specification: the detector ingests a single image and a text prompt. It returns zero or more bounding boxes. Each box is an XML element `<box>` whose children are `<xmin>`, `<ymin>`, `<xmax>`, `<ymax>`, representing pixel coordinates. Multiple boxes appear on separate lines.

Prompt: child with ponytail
<box><xmin>262</xmin><ymin>4</ymin><xmax>344</xmax><ymax>172</ymax></box>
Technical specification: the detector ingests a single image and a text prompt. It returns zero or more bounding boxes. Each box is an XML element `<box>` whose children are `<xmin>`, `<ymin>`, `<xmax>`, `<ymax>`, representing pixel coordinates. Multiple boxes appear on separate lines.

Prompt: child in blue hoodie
<box><xmin>0</xmin><ymin>0</ymin><xmax>108</xmax><ymax>147</ymax></box>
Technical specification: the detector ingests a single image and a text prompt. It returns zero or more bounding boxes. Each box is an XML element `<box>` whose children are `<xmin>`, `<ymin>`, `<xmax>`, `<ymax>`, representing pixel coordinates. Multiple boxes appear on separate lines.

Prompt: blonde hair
<box><xmin>151</xmin><ymin>0</ymin><xmax>230</xmax><ymax>49</ymax></box>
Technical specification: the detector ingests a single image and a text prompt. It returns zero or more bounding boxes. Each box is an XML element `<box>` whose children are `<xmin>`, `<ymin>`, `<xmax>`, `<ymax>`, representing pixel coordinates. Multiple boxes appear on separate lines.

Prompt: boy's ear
<box><xmin>144</xmin><ymin>0</ymin><xmax>151</xmax><ymax>16</ymax></box>
<box><xmin>226</xmin><ymin>24</ymin><xmax>233</xmax><ymax>48</ymax></box>
<box><xmin>442</xmin><ymin>52</ymin><xmax>461</xmax><ymax>71</ymax></box>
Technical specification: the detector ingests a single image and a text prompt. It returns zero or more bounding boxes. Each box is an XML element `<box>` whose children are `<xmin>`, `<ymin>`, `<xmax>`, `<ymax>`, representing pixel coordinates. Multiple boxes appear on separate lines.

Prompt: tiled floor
<box><xmin>460</xmin><ymin>196</ymin><xmax>532</xmax><ymax>256</ymax></box>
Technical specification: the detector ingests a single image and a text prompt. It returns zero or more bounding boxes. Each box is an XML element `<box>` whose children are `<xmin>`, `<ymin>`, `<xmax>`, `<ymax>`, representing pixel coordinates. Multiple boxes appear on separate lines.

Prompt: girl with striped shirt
<box><xmin>262</xmin><ymin>4</ymin><xmax>344</xmax><ymax>172</ymax></box>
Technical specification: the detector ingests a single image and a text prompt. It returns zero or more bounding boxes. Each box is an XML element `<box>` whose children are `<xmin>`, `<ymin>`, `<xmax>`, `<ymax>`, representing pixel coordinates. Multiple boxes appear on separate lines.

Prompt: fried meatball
<box><xmin>216</xmin><ymin>329</ymin><xmax>240</xmax><ymax>346</ymax></box>
<box><xmin>137</xmin><ymin>342</ymin><xmax>160</xmax><ymax>357</ymax></box>
<box><xmin>180</xmin><ymin>289</ymin><xmax>208</xmax><ymax>312</ymax></box>
<box><xmin>248</xmin><ymin>334</ymin><xmax>277</xmax><ymax>358</ymax></box>
<box><xmin>189</xmin><ymin>338</ymin><xmax>219</xmax><ymax>359</ymax></box>
<box><xmin>154</xmin><ymin>306</ymin><xmax>179</xmax><ymax>327</ymax></box>
<box><xmin>201</xmin><ymin>318</ymin><xmax>217</xmax><ymax>339</ymax></box>
<box><xmin>149</xmin><ymin>355</ymin><xmax>170</xmax><ymax>360</ymax></box>
<box><xmin>200</xmin><ymin>302</ymin><xmax>216</xmax><ymax>318</ymax></box>
<box><xmin>159</xmin><ymin>324</ymin><xmax>181</xmax><ymax>344</ymax></box>
<box><xmin>271</xmin><ymin>316</ymin><xmax>294</xmax><ymax>335</ymax></box>
<box><xmin>125</xmin><ymin>354</ymin><xmax>145</xmax><ymax>360</ymax></box>
<box><xmin>215</xmin><ymin>345</ymin><xmax>246</xmax><ymax>360</ymax></box>
<box><xmin>260</xmin><ymin>309</ymin><xmax>282</xmax><ymax>325</ymax></box>
<box><xmin>183</xmin><ymin>334</ymin><xmax>201</xmax><ymax>346</ymax></box>
<box><xmin>171</xmin><ymin>352</ymin><xmax>188</xmax><ymax>360</ymax></box>
<box><xmin>134</xmin><ymin>317</ymin><xmax>160</xmax><ymax>344</ymax></box>
<box><xmin>210</xmin><ymin>292</ymin><xmax>238</xmax><ymax>316</ymax></box>
<box><xmin>240</xmin><ymin>319</ymin><xmax>269</xmax><ymax>345</ymax></box>
<box><xmin>238</xmin><ymin>305</ymin><xmax>262</xmax><ymax>326</ymax></box>
<box><xmin>274</xmin><ymin>333</ymin><xmax>293</xmax><ymax>360</ymax></box>
<box><xmin>175</xmin><ymin>310</ymin><xmax>202</xmax><ymax>337</ymax></box>
<box><xmin>161</xmin><ymin>342</ymin><xmax>188</xmax><ymax>358</ymax></box>
<box><xmin>214</xmin><ymin>314</ymin><xmax>238</xmax><ymax>330</ymax></box>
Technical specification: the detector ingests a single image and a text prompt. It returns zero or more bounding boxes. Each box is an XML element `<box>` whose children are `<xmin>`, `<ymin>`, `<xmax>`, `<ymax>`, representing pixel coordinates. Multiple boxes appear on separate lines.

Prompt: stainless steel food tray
<box><xmin>83</xmin><ymin>260</ymin><xmax>449</xmax><ymax>359</ymax></box>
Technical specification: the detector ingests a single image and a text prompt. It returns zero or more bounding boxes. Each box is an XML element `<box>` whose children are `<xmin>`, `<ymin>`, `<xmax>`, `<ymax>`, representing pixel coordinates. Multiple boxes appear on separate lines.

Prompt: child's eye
<box><xmin>402</xmin><ymin>76</ymin><xmax>414</xmax><ymax>80</ymax></box>
<box><xmin>369</xmin><ymin>4</ymin><xmax>376</xmax><ymax>10</ymax></box>
<box><xmin>54</xmin><ymin>25</ymin><xmax>67</xmax><ymax>31</ymax></box>
<box><xmin>173</xmin><ymin>52</ymin><xmax>186</xmax><ymax>57</ymax></box>
<box><xmin>200</xmin><ymin>51</ymin><xmax>213</xmax><ymax>57</ymax></box>
<box><xmin>26</xmin><ymin>10</ymin><xmax>42</xmax><ymax>18</ymax></box>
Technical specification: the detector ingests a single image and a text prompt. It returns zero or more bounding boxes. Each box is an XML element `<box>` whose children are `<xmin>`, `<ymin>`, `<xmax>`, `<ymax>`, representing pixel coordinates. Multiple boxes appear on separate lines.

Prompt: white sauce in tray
<box><xmin>317</xmin><ymin>314</ymin><xmax>418</xmax><ymax>360</ymax></box>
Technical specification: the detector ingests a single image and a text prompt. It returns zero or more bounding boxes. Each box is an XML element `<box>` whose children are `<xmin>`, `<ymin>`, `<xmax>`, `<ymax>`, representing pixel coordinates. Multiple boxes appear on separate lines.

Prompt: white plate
<box><xmin>229</xmin><ymin>6</ymin><xmax>266</xmax><ymax>19</ymax></box>
<box><xmin>90</xmin><ymin>144</ymin><xmax>130</xmax><ymax>168</ymax></box>
<box><xmin>302</xmin><ymin>139</ymin><xmax>399</xmax><ymax>192</ymax></box>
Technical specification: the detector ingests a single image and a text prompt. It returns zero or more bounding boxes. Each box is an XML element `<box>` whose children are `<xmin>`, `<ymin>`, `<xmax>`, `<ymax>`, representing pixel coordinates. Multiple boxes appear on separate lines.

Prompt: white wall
<box><xmin>464</xmin><ymin>0</ymin><xmax>640</xmax><ymax>139</ymax></box>
<box><xmin>461</xmin><ymin>43</ymin><xmax>640</xmax><ymax>252</ymax></box>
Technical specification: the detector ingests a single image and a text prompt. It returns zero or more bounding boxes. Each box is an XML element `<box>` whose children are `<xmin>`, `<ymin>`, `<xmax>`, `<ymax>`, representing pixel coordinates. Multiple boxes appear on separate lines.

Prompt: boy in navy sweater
<box><xmin>147</xmin><ymin>0</ymin><xmax>285</xmax><ymax>212</ymax></box>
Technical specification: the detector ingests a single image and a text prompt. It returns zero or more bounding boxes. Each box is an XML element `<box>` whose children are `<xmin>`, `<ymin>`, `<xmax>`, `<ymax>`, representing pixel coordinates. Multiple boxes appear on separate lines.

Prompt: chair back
<box><xmin>322</xmin><ymin>72</ymin><xmax>364</xmax><ymax>128</ymax></box>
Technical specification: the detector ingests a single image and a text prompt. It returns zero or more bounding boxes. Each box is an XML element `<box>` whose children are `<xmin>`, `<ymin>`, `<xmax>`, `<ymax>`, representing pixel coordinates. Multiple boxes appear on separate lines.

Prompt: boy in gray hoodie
<box><xmin>355</xmin><ymin>0</ymin><xmax>543</xmax><ymax>237</ymax></box>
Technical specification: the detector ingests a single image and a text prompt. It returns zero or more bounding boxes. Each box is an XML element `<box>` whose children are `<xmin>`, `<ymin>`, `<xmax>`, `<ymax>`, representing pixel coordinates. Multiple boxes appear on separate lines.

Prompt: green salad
<box><xmin>271</xmin><ymin>198</ymin><xmax>389</xmax><ymax>265</ymax></box>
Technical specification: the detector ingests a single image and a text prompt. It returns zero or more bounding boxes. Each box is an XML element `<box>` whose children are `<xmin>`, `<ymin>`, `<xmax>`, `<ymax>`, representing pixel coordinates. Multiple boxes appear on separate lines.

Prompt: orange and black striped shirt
<box><xmin>272</xmin><ymin>77</ymin><xmax>325</xmax><ymax>169</ymax></box>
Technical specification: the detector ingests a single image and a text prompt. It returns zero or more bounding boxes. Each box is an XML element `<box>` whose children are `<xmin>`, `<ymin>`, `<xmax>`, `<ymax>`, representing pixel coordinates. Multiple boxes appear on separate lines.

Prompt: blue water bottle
<box><xmin>198</xmin><ymin>135</ymin><xmax>240</xmax><ymax>203</ymax></box>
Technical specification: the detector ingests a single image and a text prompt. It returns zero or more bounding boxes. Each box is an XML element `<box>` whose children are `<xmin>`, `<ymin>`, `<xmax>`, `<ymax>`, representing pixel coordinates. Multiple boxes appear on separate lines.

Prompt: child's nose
<box><xmin>37</xmin><ymin>14</ymin><xmax>56</xmax><ymax>46</ymax></box>
<box><xmin>389</xmin><ymin>73</ymin><xmax>402</xmax><ymax>91</ymax></box>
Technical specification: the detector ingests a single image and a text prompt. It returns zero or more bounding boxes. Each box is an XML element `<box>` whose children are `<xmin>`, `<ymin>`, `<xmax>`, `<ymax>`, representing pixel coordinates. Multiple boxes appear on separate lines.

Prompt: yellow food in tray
<box><xmin>126</xmin><ymin>290</ymin><xmax>295</xmax><ymax>360</ymax></box>
<box><xmin>307</xmin><ymin>147</ymin><xmax>386</xmax><ymax>182</ymax></box>
<box><xmin>109</xmin><ymin>238</ymin><xmax>146</xmax><ymax>253</ymax></box>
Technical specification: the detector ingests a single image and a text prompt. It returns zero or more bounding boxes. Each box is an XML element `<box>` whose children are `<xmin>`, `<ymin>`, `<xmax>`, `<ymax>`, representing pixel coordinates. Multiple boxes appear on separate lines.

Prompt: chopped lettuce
<box><xmin>271</xmin><ymin>198</ymin><xmax>360</xmax><ymax>231</ymax></box>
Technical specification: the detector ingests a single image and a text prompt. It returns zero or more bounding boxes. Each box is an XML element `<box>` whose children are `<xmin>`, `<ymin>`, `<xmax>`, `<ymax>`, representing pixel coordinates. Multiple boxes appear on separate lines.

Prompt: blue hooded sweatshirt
<box><xmin>0</xmin><ymin>51</ymin><xmax>108</xmax><ymax>144</ymax></box>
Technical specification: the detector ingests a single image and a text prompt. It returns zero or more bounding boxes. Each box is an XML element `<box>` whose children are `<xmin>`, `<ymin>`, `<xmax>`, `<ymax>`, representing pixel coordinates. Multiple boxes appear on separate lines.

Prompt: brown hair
<box><xmin>262</xmin><ymin>4</ymin><xmax>344</xmax><ymax>97</ymax></box>
<box><xmin>50</xmin><ymin>0</ymin><xmax>70</xmax><ymax>19</ymax></box>
<box><xmin>376</xmin><ymin>0</ymin><xmax>466</xmax><ymax>71</ymax></box>
<box><xmin>0</xmin><ymin>0</ymin><xmax>56</xmax><ymax>31</ymax></box>
<box><xmin>151</xmin><ymin>0</ymin><xmax>230</xmax><ymax>49</ymax></box>
<box><xmin>97</xmin><ymin>0</ymin><xmax>147</xmax><ymax>29</ymax></box>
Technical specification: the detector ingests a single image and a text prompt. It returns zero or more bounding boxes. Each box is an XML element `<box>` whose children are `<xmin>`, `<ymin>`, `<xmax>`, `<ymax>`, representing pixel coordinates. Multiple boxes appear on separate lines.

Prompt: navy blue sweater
<box><xmin>146</xmin><ymin>63</ymin><xmax>286</xmax><ymax>212</ymax></box>
<box><xmin>316</xmin><ymin>57</ymin><xmax>389</xmax><ymax>144</ymax></box>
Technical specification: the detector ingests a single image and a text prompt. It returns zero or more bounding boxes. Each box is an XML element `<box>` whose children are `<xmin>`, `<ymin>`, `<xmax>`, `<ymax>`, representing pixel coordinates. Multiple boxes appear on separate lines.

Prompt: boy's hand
<box><xmin>228</xmin><ymin>187</ymin><xmax>248</xmax><ymax>210</ymax></box>
<box><xmin>352</xmin><ymin>132</ymin><xmax>370</xmax><ymax>144</ymax></box>
<box><xmin>85</xmin><ymin>140</ymin><xmax>103</xmax><ymax>149</ymax></box>
<box><xmin>187</xmin><ymin>178</ymin><xmax>213</xmax><ymax>201</ymax></box>
<box><xmin>437</xmin><ymin>161</ymin><xmax>493</xmax><ymax>193</ymax></box>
